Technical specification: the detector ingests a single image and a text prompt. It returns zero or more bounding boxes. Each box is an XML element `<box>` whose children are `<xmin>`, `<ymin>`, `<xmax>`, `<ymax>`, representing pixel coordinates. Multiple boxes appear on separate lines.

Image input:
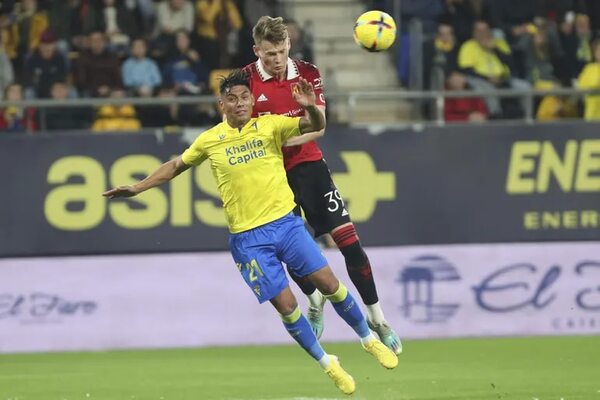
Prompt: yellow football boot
<box><xmin>362</xmin><ymin>338</ymin><xmax>399</xmax><ymax>369</ymax></box>
<box><xmin>324</xmin><ymin>356</ymin><xmax>356</xmax><ymax>395</ymax></box>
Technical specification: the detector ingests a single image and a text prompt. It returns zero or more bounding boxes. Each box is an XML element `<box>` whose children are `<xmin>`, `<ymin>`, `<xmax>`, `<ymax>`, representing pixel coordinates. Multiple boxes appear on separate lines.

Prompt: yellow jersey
<box><xmin>181</xmin><ymin>114</ymin><xmax>301</xmax><ymax>233</ymax></box>
<box><xmin>578</xmin><ymin>63</ymin><xmax>600</xmax><ymax>120</ymax></box>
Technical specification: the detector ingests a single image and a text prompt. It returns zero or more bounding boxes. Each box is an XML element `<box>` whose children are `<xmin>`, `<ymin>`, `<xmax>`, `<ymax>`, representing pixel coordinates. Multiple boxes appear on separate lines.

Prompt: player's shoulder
<box><xmin>241</xmin><ymin>62</ymin><xmax>259</xmax><ymax>78</ymax></box>
<box><xmin>193</xmin><ymin>122</ymin><xmax>225</xmax><ymax>144</ymax></box>
<box><xmin>293</xmin><ymin>59</ymin><xmax>321</xmax><ymax>75</ymax></box>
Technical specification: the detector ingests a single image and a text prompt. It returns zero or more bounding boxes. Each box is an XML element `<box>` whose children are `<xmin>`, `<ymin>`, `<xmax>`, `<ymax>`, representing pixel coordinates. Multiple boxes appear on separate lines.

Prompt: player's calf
<box><xmin>332</xmin><ymin>223</ymin><xmax>403</xmax><ymax>354</ymax></box>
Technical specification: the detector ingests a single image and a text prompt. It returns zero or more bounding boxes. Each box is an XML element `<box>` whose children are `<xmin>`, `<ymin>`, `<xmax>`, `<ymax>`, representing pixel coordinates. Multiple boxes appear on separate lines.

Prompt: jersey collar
<box><xmin>256</xmin><ymin>58</ymin><xmax>299</xmax><ymax>81</ymax></box>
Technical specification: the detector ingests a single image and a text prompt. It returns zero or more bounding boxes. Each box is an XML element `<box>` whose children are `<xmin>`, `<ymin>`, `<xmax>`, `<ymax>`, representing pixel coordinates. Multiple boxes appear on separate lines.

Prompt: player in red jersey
<box><xmin>242</xmin><ymin>16</ymin><xmax>401</xmax><ymax>354</ymax></box>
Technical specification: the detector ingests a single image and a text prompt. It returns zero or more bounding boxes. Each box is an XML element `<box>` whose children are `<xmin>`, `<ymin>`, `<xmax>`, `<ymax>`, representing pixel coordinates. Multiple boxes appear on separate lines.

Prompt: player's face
<box><xmin>220</xmin><ymin>85</ymin><xmax>255</xmax><ymax>126</ymax></box>
<box><xmin>254</xmin><ymin>39</ymin><xmax>290</xmax><ymax>78</ymax></box>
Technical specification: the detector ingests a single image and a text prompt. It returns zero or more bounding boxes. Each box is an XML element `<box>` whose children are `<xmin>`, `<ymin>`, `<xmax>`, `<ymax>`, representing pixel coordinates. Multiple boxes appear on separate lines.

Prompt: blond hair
<box><xmin>252</xmin><ymin>16</ymin><xmax>288</xmax><ymax>44</ymax></box>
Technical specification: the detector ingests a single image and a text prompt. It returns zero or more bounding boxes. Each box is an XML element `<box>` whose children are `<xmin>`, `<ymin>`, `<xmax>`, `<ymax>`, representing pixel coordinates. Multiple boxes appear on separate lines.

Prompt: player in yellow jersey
<box><xmin>103</xmin><ymin>70</ymin><xmax>397</xmax><ymax>395</ymax></box>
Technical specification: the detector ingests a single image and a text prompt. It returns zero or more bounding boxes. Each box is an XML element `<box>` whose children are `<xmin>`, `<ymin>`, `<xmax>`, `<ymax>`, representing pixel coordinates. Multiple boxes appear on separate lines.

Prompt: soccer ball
<box><xmin>353</xmin><ymin>10</ymin><xmax>397</xmax><ymax>52</ymax></box>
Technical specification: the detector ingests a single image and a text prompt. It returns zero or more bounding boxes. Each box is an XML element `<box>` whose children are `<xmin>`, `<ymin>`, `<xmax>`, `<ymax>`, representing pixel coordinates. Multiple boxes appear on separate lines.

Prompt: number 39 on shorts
<box><xmin>324</xmin><ymin>190</ymin><xmax>345</xmax><ymax>213</ymax></box>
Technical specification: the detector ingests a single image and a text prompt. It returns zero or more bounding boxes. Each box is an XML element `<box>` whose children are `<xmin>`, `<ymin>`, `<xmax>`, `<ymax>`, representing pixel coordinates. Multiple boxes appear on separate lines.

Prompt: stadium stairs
<box><xmin>284</xmin><ymin>0</ymin><xmax>412</xmax><ymax>124</ymax></box>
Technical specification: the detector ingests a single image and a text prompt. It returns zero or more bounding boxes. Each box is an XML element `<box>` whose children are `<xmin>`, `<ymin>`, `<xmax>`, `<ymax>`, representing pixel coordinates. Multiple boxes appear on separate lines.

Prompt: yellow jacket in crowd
<box><xmin>196</xmin><ymin>0</ymin><xmax>242</xmax><ymax>40</ymax></box>
<box><xmin>577</xmin><ymin>62</ymin><xmax>600</xmax><ymax>120</ymax></box>
<box><xmin>458</xmin><ymin>38</ymin><xmax>512</xmax><ymax>80</ymax></box>
<box><xmin>1</xmin><ymin>11</ymin><xmax>48</xmax><ymax>59</ymax></box>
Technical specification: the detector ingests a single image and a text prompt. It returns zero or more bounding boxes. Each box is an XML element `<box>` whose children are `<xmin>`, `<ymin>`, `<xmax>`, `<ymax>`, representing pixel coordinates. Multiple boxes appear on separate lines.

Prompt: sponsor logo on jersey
<box><xmin>257</xmin><ymin>93</ymin><xmax>268</xmax><ymax>102</ymax></box>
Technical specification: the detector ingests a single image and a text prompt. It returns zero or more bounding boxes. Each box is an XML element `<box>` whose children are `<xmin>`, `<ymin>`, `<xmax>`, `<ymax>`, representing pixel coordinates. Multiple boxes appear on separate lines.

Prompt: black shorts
<box><xmin>286</xmin><ymin>159</ymin><xmax>351</xmax><ymax>237</ymax></box>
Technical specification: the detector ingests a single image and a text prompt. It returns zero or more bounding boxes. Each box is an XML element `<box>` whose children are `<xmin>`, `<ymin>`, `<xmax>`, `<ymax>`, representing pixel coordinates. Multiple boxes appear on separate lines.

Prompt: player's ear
<box><xmin>252</xmin><ymin>44</ymin><xmax>259</xmax><ymax>58</ymax></box>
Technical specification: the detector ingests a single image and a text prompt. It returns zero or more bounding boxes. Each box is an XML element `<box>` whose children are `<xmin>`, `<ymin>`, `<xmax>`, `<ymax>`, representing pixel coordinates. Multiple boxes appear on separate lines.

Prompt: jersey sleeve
<box><xmin>301</xmin><ymin>64</ymin><xmax>326</xmax><ymax>107</ymax></box>
<box><xmin>270</xmin><ymin>114</ymin><xmax>302</xmax><ymax>144</ymax></box>
<box><xmin>181</xmin><ymin>133</ymin><xmax>209</xmax><ymax>166</ymax></box>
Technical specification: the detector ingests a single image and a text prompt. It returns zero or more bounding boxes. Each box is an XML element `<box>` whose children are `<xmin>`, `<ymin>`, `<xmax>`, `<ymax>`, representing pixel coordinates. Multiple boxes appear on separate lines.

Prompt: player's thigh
<box><xmin>276</xmin><ymin>214</ymin><xmax>328</xmax><ymax>278</ymax></box>
<box><xmin>293</xmin><ymin>161</ymin><xmax>352</xmax><ymax>237</ymax></box>
<box><xmin>229</xmin><ymin>231</ymin><xmax>289</xmax><ymax>304</ymax></box>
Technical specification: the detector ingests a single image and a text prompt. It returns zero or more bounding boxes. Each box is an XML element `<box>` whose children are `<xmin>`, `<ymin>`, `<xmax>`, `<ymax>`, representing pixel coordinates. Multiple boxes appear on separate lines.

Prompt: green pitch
<box><xmin>1</xmin><ymin>336</ymin><xmax>598</xmax><ymax>400</ymax></box>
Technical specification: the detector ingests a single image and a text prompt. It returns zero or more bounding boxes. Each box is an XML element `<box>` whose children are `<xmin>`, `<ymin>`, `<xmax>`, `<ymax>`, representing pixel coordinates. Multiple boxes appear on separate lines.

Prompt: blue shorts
<box><xmin>229</xmin><ymin>212</ymin><xmax>328</xmax><ymax>303</ymax></box>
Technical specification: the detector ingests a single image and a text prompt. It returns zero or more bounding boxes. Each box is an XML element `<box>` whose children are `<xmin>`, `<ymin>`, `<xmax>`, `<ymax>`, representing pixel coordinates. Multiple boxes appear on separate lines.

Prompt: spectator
<box><xmin>163</xmin><ymin>30</ymin><xmax>208</xmax><ymax>95</ymax></box>
<box><xmin>195</xmin><ymin>0</ymin><xmax>243</xmax><ymax>69</ymax></box>
<box><xmin>0</xmin><ymin>84</ymin><xmax>37</xmax><ymax>133</ymax></box>
<box><xmin>515</xmin><ymin>23</ymin><xmax>562</xmax><ymax>86</ymax></box>
<box><xmin>23</xmin><ymin>30</ymin><xmax>68</xmax><ymax>98</ymax></box>
<box><xmin>68</xmin><ymin>0</ymin><xmax>104</xmax><ymax>51</ymax></box>
<box><xmin>4</xmin><ymin>0</ymin><xmax>48</xmax><ymax>71</ymax></box>
<box><xmin>122</xmin><ymin>38</ymin><xmax>162</xmax><ymax>96</ymax></box>
<box><xmin>153</xmin><ymin>0</ymin><xmax>194</xmax><ymax>59</ymax></box>
<box><xmin>488</xmin><ymin>0</ymin><xmax>546</xmax><ymax>77</ymax></box>
<box><xmin>99</xmin><ymin>0</ymin><xmax>142</xmax><ymax>55</ymax></box>
<box><xmin>156</xmin><ymin>0</ymin><xmax>194</xmax><ymax>35</ymax></box>
<box><xmin>560</xmin><ymin>12</ymin><xmax>594</xmax><ymax>83</ymax></box>
<box><xmin>92</xmin><ymin>89</ymin><xmax>142</xmax><ymax>132</ymax></box>
<box><xmin>581</xmin><ymin>0</ymin><xmax>600</xmax><ymax>35</ymax></box>
<box><xmin>44</xmin><ymin>81</ymin><xmax>93</xmax><ymax>130</ymax></box>
<box><xmin>443</xmin><ymin>0</ymin><xmax>489</xmax><ymax>43</ymax></box>
<box><xmin>426</xmin><ymin>21</ymin><xmax>458</xmax><ymax>89</ymax></box>
<box><xmin>458</xmin><ymin>20</ymin><xmax>531</xmax><ymax>118</ymax></box>
<box><xmin>577</xmin><ymin>39</ymin><xmax>600</xmax><ymax>120</ymax></box>
<box><xmin>45</xmin><ymin>0</ymin><xmax>74</xmax><ymax>52</ymax></box>
<box><xmin>444</xmin><ymin>71</ymin><xmax>488</xmax><ymax>122</ymax></box>
<box><xmin>0</xmin><ymin>30</ymin><xmax>14</xmax><ymax>100</ymax></box>
<box><xmin>285</xmin><ymin>19</ymin><xmax>313</xmax><ymax>63</ymax></box>
<box><xmin>76</xmin><ymin>31</ymin><xmax>122</xmax><ymax>97</ymax></box>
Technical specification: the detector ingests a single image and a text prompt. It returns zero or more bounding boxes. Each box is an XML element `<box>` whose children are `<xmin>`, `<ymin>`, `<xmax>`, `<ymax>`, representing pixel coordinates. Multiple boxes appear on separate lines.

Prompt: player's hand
<box><xmin>292</xmin><ymin>77</ymin><xmax>317</xmax><ymax>108</ymax></box>
<box><xmin>102</xmin><ymin>185</ymin><xmax>140</xmax><ymax>199</ymax></box>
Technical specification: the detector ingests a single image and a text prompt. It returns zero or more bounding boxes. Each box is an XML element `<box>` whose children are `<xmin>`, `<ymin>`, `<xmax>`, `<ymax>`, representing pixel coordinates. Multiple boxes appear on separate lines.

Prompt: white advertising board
<box><xmin>1</xmin><ymin>242</ymin><xmax>599</xmax><ymax>353</ymax></box>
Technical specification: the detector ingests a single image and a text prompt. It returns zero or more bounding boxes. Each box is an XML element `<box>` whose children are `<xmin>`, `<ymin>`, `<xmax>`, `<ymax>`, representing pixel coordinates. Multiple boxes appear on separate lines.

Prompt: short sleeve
<box><xmin>270</xmin><ymin>114</ymin><xmax>301</xmax><ymax>143</ymax></box>
<box><xmin>181</xmin><ymin>135</ymin><xmax>208</xmax><ymax>166</ymax></box>
<box><xmin>302</xmin><ymin>65</ymin><xmax>326</xmax><ymax>106</ymax></box>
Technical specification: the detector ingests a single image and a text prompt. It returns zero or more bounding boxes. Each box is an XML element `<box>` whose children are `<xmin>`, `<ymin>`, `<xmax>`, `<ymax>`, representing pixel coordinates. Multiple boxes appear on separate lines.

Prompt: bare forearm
<box><xmin>133</xmin><ymin>158</ymin><xmax>188</xmax><ymax>193</ymax></box>
<box><xmin>284</xmin><ymin>129</ymin><xmax>324</xmax><ymax>146</ymax></box>
<box><xmin>300</xmin><ymin>105</ymin><xmax>325</xmax><ymax>133</ymax></box>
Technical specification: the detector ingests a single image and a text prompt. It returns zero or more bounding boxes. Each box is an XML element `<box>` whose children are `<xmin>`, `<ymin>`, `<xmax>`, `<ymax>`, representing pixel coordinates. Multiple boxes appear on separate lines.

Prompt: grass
<box><xmin>0</xmin><ymin>336</ymin><xmax>599</xmax><ymax>400</ymax></box>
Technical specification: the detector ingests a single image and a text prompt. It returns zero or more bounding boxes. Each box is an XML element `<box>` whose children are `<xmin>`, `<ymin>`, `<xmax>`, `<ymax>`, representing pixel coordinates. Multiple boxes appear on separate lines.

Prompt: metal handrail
<box><xmin>1</xmin><ymin>87</ymin><xmax>597</xmax><ymax>108</ymax></box>
<box><xmin>1</xmin><ymin>87</ymin><xmax>598</xmax><ymax>128</ymax></box>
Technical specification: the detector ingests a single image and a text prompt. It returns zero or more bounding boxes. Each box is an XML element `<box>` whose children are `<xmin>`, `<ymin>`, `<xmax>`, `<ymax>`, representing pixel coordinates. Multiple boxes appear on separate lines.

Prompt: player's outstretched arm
<box><xmin>293</xmin><ymin>77</ymin><xmax>325</xmax><ymax>134</ymax></box>
<box><xmin>102</xmin><ymin>156</ymin><xmax>190</xmax><ymax>199</ymax></box>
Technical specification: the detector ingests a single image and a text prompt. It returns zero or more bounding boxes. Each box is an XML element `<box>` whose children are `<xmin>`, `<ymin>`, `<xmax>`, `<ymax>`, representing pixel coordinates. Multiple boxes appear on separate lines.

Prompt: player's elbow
<box><xmin>313</xmin><ymin>118</ymin><xmax>325</xmax><ymax>132</ymax></box>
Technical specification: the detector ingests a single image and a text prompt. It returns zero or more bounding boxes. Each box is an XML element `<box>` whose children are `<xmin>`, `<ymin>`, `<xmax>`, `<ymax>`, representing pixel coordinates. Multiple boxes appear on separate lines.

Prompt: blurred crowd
<box><xmin>398</xmin><ymin>0</ymin><xmax>600</xmax><ymax>122</ymax></box>
<box><xmin>0</xmin><ymin>0</ymin><xmax>314</xmax><ymax>133</ymax></box>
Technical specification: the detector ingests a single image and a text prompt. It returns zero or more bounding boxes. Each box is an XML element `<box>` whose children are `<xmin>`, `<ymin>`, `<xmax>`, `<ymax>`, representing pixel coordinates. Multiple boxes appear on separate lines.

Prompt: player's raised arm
<box><xmin>102</xmin><ymin>156</ymin><xmax>190</xmax><ymax>199</ymax></box>
<box><xmin>293</xmin><ymin>77</ymin><xmax>325</xmax><ymax>134</ymax></box>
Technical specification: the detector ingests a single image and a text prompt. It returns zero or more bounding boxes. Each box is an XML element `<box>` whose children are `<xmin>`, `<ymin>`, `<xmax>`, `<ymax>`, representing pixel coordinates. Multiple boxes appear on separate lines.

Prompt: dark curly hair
<box><xmin>219</xmin><ymin>69</ymin><xmax>250</xmax><ymax>96</ymax></box>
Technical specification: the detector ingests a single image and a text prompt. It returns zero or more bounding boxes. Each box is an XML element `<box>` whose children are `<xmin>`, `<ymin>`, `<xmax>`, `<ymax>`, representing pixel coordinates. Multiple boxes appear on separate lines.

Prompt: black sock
<box><xmin>340</xmin><ymin>241</ymin><xmax>379</xmax><ymax>305</ymax></box>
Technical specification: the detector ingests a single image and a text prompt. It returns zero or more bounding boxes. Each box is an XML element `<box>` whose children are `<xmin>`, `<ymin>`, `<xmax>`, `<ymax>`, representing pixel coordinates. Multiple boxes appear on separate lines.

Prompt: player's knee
<box><xmin>314</xmin><ymin>276</ymin><xmax>339</xmax><ymax>296</ymax></box>
<box><xmin>331</xmin><ymin>223</ymin><xmax>360</xmax><ymax>249</ymax></box>
<box><xmin>270</xmin><ymin>288</ymin><xmax>299</xmax><ymax>315</ymax></box>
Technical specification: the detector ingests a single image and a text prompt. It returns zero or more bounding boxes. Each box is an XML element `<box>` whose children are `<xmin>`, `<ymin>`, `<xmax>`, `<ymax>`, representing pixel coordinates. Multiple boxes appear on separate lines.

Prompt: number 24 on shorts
<box><xmin>236</xmin><ymin>259</ymin><xmax>264</xmax><ymax>282</ymax></box>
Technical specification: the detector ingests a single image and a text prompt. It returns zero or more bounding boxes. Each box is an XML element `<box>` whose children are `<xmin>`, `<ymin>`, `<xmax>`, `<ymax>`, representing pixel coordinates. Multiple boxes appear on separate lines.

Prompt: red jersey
<box><xmin>242</xmin><ymin>58</ymin><xmax>326</xmax><ymax>171</ymax></box>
